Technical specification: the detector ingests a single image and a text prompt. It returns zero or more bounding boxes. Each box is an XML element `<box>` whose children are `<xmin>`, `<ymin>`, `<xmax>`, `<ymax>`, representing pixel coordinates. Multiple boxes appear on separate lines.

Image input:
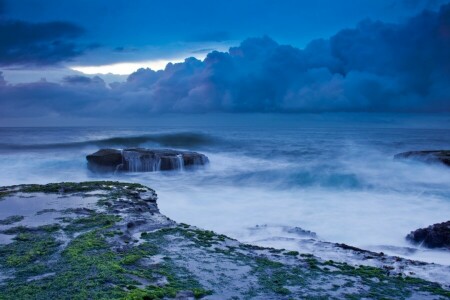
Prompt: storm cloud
<box><xmin>1</xmin><ymin>3</ymin><xmax>449</xmax><ymax>117</ymax></box>
<box><xmin>0</xmin><ymin>20</ymin><xmax>85</xmax><ymax>66</ymax></box>
<box><xmin>0</xmin><ymin>0</ymin><xmax>85</xmax><ymax>66</ymax></box>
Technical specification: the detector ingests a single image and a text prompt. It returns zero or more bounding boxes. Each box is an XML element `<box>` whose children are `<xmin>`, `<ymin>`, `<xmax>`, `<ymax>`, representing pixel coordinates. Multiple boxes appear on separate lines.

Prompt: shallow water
<box><xmin>0</xmin><ymin>192</ymin><xmax>104</xmax><ymax>244</ymax></box>
<box><xmin>0</xmin><ymin>113</ymin><xmax>449</xmax><ymax>265</ymax></box>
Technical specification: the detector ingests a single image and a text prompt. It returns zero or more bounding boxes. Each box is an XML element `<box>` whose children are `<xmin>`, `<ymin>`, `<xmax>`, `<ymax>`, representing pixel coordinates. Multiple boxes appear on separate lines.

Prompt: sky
<box><xmin>0</xmin><ymin>0</ymin><xmax>449</xmax><ymax>123</ymax></box>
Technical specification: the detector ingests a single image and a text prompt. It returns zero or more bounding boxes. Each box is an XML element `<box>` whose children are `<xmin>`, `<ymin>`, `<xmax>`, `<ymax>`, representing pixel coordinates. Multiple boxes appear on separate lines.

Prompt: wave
<box><xmin>0</xmin><ymin>132</ymin><xmax>218</xmax><ymax>151</ymax></box>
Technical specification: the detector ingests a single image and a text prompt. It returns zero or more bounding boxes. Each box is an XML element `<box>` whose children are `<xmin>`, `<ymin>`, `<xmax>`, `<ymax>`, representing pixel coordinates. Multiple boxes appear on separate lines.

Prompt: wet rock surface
<box><xmin>0</xmin><ymin>181</ymin><xmax>449</xmax><ymax>299</ymax></box>
<box><xmin>394</xmin><ymin>150</ymin><xmax>450</xmax><ymax>166</ymax></box>
<box><xmin>407</xmin><ymin>221</ymin><xmax>450</xmax><ymax>249</ymax></box>
<box><xmin>86</xmin><ymin>148</ymin><xmax>209</xmax><ymax>172</ymax></box>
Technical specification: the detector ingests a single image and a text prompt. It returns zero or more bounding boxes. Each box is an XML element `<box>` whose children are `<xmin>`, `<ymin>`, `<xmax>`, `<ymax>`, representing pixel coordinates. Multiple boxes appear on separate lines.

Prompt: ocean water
<box><xmin>1</xmin><ymin>113</ymin><xmax>449</xmax><ymax>266</ymax></box>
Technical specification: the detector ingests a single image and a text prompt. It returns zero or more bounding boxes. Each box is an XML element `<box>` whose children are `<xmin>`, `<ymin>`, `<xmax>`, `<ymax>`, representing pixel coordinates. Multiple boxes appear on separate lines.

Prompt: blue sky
<box><xmin>0</xmin><ymin>0</ymin><xmax>449</xmax><ymax>123</ymax></box>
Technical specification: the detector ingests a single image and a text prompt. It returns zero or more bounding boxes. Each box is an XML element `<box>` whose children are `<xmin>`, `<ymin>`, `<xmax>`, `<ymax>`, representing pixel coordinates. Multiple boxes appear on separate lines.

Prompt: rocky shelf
<box><xmin>0</xmin><ymin>182</ymin><xmax>449</xmax><ymax>299</ymax></box>
<box><xmin>394</xmin><ymin>150</ymin><xmax>450</xmax><ymax>166</ymax></box>
<box><xmin>407</xmin><ymin>221</ymin><xmax>450</xmax><ymax>249</ymax></box>
<box><xmin>86</xmin><ymin>148</ymin><xmax>209</xmax><ymax>172</ymax></box>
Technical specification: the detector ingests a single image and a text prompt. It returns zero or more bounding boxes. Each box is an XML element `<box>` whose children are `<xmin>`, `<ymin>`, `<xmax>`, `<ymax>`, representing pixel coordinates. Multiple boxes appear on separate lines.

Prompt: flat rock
<box><xmin>86</xmin><ymin>148</ymin><xmax>209</xmax><ymax>172</ymax></box>
<box><xmin>0</xmin><ymin>181</ymin><xmax>449</xmax><ymax>299</ymax></box>
<box><xmin>406</xmin><ymin>221</ymin><xmax>450</xmax><ymax>249</ymax></box>
<box><xmin>394</xmin><ymin>150</ymin><xmax>450</xmax><ymax>166</ymax></box>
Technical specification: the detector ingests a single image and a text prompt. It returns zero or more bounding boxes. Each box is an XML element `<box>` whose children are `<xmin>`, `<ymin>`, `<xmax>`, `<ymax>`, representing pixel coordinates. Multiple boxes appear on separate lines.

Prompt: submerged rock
<box><xmin>406</xmin><ymin>221</ymin><xmax>450</xmax><ymax>249</ymax></box>
<box><xmin>394</xmin><ymin>150</ymin><xmax>450</xmax><ymax>166</ymax></box>
<box><xmin>86</xmin><ymin>148</ymin><xmax>209</xmax><ymax>172</ymax></box>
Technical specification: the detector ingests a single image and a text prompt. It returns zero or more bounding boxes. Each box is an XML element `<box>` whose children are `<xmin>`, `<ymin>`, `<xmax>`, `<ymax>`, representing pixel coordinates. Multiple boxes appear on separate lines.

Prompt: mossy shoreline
<box><xmin>0</xmin><ymin>181</ymin><xmax>448</xmax><ymax>299</ymax></box>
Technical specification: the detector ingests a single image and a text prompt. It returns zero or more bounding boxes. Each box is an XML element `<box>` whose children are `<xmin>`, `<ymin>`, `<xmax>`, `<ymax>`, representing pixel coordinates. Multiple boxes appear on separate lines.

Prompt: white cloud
<box><xmin>71</xmin><ymin>59</ymin><xmax>186</xmax><ymax>75</ymax></box>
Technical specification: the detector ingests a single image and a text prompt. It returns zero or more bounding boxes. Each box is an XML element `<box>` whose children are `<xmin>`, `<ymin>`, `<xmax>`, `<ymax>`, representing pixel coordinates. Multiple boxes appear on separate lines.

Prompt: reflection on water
<box><xmin>0</xmin><ymin>192</ymin><xmax>104</xmax><ymax>244</ymax></box>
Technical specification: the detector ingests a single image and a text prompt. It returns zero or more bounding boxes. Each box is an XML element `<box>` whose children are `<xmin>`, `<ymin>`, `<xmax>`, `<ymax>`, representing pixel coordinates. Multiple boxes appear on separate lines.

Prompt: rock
<box><xmin>406</xmin><ymin>221</ymin><xmax>450</xmax><ymax>249</ymax></box>
<box><xmin>86</xmin><ymin>148</ymin><xmax>209</xmax><ymax>172</ymax></box>
<box><xmin>85</xmin><ymin>149</ymin><xmax>123</xmax><ymax>172</ymax></box>
<box><xmin>394</xmin><ymin>150</ymin><xmax>450</xmax><ymax>166</ymax></box>
<box><xmin>284</xmin><ymin>226</ymin><xmax>318</xmax><ymax>238</ymax></box>
<box><xmin>0</xmin><ymin>182</ymin><xmax>449</xmax><ymax>298</ymax></box>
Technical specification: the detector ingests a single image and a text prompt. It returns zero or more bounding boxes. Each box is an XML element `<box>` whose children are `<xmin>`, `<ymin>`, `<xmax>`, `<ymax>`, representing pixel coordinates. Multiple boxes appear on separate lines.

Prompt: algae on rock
<box><xmin>0</xmin><ymin>181</ymin><xmax>448</xmax><ymax>299</ymax></box>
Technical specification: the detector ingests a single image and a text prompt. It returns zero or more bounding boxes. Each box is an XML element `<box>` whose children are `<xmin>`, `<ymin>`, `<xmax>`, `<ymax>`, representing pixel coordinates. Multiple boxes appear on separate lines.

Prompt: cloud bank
<box><xmin>0</xmin><ymin>20</ymin><xmax>85</xmax><ymax>66</ymax></box>
<box><xmin>0</xmin><ymin>0</ymin><xmax>86</xmax><ymax>66</ymax></box>
<box><xmin>1</xmin><ymin>3</ymin><xmax>449</xmax><ymax>118</ymax></box>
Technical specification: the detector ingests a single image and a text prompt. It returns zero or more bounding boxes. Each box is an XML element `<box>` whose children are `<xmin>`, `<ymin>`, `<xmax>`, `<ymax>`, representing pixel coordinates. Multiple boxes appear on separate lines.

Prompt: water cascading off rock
<box><xmin>86</xmin><ymin>148</ymin><xmax>209</xmax><ymax>172</ymax></box>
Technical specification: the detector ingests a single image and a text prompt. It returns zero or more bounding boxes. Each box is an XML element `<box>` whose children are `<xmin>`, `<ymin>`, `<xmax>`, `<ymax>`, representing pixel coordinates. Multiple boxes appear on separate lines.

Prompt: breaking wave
<box><xmin>0</xmin><ymin>132</ymin><xmax>218</xmax><ymax>152</ymax></box>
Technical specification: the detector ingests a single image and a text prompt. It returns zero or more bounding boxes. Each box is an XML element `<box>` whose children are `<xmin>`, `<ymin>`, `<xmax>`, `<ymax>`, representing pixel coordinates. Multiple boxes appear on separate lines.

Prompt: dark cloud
<box><xmin>113</xmin><ymin>46</ymin><xmax>138</xmax><ymax>53</ymax></box>
<box><xmin>0</xmin><ymin>19</ymin><xmax>85</xmax><ymax>66</ymax></box>
<box><xmin>1</xmin><ymin>4</ymin><xmax>450</xmax><ymax>118</ymax></box>
<box><xmin>62</xmin><ymin>75</ymin><xmax>106</xmax><ymax>87</ymax></box>
<box><xmin>191</xmin><ymin>48</ymin><xmax>216</xmax><ymax>54</ymax></box>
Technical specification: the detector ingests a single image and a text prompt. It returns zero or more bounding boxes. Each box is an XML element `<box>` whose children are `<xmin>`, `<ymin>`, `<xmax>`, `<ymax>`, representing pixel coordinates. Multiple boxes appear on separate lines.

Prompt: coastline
<box><xmin>0</xmin><ymin>181</ymin><xmax>449</xmax><ymax>299</ymax></box>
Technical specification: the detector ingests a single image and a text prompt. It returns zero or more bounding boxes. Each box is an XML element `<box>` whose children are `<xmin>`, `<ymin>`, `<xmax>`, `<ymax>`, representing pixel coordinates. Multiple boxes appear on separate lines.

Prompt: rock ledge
<box><xmin>406</xmin><ymin>221</ymin><xmax>450</xmax><ymax>249</ymax></box>
<box><xmin>86</xmin><ymin>148</ymin><xmax>209</xmax><ymax>172</ymax></box>
<box><xmin>394</xmin><ymin>150</ymin><xmax>450</xmax><ymax>166</ymax></box>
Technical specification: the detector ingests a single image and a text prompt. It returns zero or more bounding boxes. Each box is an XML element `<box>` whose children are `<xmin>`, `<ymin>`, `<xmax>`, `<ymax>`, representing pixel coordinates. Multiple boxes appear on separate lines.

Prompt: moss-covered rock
<box><xmin>0</xmin><ymin>181</ymin><xmax>448</xmax><ymax>299</ymax></box>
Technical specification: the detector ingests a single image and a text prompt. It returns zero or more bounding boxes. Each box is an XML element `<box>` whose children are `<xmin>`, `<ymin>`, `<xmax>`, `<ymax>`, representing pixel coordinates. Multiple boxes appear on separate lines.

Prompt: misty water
<box><xmin>1</xmin><ymin>113</ymin><xmax>449</xmax><ymax>266</ymax></box>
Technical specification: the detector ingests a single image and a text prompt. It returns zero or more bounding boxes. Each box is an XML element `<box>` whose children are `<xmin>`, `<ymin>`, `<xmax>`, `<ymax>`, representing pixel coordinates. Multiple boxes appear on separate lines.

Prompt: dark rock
<box><xmin>336</xmin><ymin>243</ymin><xmax>371</xmax><ymax>254</ymax></box>
<box><xmin>394</xmin><ymin>150</ymin><xmax>450</xmax><ymax>166</ymax></box>
<box><xmin>126</xmin><ymin>220</ymin><xmax>147</xmax><ymax>229</ymax></box>
<box><xmin>63</xmin><ymin>208</ymin><xmax>95</xmax><ymax>215</ymax></box>
<box><xmin>406</xmin><ymin>221</ymin><xmax>450</xmax><ymax>249</ymax></box>
<box><xmin>86</xmin><ymin>148</ymin><xmax>209</xmax><ymax>172</ymax></box>
<box><xmin>86</xmin><ymin>149</ymin><xmax>123</xmax><ymax>172</ymax></box>
<box><xmin>284</xmin><ymin>226</ymin><xmax>318</xmax><ymax>238</ymax></box>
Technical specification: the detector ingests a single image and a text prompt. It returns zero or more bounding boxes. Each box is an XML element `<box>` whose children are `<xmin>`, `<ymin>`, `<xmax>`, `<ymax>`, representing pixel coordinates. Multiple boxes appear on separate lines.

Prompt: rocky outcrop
<box><xmin>406</xmin><ymin>221</ymin><xmax>450</xmax><ymax>249</ymax></box>
<box><xmin>0</xmin><ymin>181</ymin><xmax>449</xmax><ymax>299</ymax></box>
<box><xmin>394</xmin><ymin>150</ymin><xmax>450</xmax><ymax>166</ymax></box>
<box><xmin>86</xmin><ymin>148</ymin><xmax>209</xmax><ymax>172</ymax></box>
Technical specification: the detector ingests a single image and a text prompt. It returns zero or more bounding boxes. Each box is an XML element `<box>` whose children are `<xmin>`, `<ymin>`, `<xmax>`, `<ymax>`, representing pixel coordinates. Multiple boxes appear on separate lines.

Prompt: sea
<box><xmin>1</xmin><ymin>113</ymin><xmax>449</xmax><ymax>266</ymax></box>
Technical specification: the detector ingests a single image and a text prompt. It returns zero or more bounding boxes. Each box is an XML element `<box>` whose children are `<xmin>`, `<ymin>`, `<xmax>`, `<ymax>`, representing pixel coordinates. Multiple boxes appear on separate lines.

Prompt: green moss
<box><xmin>121</xmin><ymin>253</ymin><xmax>143</xmax><ymax>265</ymax></box>
<box><xmin>178</xmin><ymin>227</ymin><xmax>228</xmax><ymax>247</ymax></box>
<box><xmin>124</xmin><ymin>286</ymin><xmax>211</xmax><ymax>300</ymax></box>
<box><xmin>1</xmin><ymin>224</ymin><xmax>61</xmax><ymax>235</ymax></box>
<box><xmin>0</xmin><ymin>221</ymin><xmax>210</xmax><ymax>299</ymax></box>
<box><xmin>1</xmin><ymin>225</ymin><xmax>29</xmax><ymax>235</ymax></box>
<box><xmin>142</xmin><ymin>226</ymin><xmax>228</xmax><ymax>249</ymax></box>
<box><xmin>250</xmin><ymin>257</ymin><xmax>311</xmax><ymax>295</ymax></box>
<box><xmin>104</xmin><ymin>229</ymin><xmax>123</xmax><ymax>237</ymax></box>
<box><xmin>14</xmin><ymin>232</ymin><xmax>33</xmax><ymax>241</ymax></box>
<box><xmin>64</xmin><ymin>213</ymin><xmax>121</xmax><ymax>233</ymax></box>
<box><xmin>192</xmin><ymin>288</ymin><xmax>214</xmax><ymax>298</ymax></box>
<box><xmin>240</xmin><ymin>243</ymin><xmax>267</xmax><ymax>251</ymax></box>
<box><xmin>0</xmin><ymin>229</ymin><xmax>61</xmax><ymax>268</ymax></box>
<box><xmin>318</xmin><ymin>260</ymin><xmax>450</xmax><ymax>299</ymax></box>
<box><xmin>19</xmin><ymin>181</ymin><xmax>150</xmax><ymax>195</ymax></box>
<box><xmin>0</xmin><ymin>215</ymin><xmax>24</xmax><ymax>225</ymax></box>
<box><xmin>300</xmin><ymin>253</ymin><xmax>314</xmax><ymax>258</ymax></box>
<box><xmin>284</xmin><ymin>251</ymin><xmax>299</xmax><ymax>256</ymax></box>
<box><xmin>304</xmin><ymin>257</ymin><xmax>320</xmax><ymax>270</ymax></box>
<box><xmin>41</xmin><ymin>224</ymin><xmax>62</xmax><ymax>232</ymax></box>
